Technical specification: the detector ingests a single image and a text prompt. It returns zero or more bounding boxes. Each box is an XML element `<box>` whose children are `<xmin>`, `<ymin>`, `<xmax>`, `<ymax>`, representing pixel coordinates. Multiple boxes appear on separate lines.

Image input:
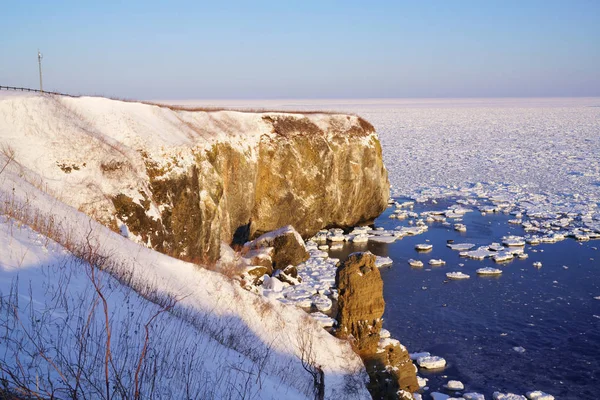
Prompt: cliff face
<box><xmin>0</xmin><ymin>94</ymin><xmax>389</xmax><ymax>263</ymax></box>
<box><xmin>114</xmin><ymin>113</ymin><xmax>389</xmax><ymax>262</ymax></box>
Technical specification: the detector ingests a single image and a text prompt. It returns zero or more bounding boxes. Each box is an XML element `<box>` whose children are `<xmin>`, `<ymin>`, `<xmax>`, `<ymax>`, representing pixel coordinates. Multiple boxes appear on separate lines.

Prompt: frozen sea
<box><xmin>172</xmin><ymin>98</ymin><xmax>600</xmax><ymax>399</ymax></box>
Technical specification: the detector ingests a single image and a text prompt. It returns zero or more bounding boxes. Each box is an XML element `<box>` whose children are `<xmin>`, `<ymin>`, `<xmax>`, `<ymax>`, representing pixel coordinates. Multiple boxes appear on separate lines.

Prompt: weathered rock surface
<box><xmin>244</xmin><ymin>225</ymin><xmax>309</xmax><ymax>270</ymax></box>
<box><xmin>336</xmin><ymin>252</ymin><xmax>385</xmax><ymax>354</ymax></box>
<box><xmin>0</xmin><ymin>95</ymin><xmax>389</xmax><ymax>264</ymax></box>
<box><xmin>335</xmin><ymin>252</ymin><xmax>418</xmax><ymax>398</ymax></box>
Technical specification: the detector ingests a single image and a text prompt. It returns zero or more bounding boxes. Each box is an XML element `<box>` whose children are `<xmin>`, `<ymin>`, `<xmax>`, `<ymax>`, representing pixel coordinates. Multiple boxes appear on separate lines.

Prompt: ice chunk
<box><xmin>488</xmin><ymin>242</ymin><xmax>504</xmax><ymax>251</ymax></box>
<box><xmin>493</xmin><ymin>251</ymin><xmax>515</xmax><ymax>263</ymax></box>
<box><xmin>311</xmin><ymin>293</ymin><xmax>332</xmax><ymax>312</ymax></box>
<box><xmin>446</xmin><ymin>271</ymin><xmax>470</xmax><ymax>280</ymax></box>
<box><xmin>502</xmin><ymin>235</ymin><xmax>526</xmax><ymax>247</ymax></box>
<box><xmin>416</xmin><ymin>355</ymin><xmax>446</xmax><ymax>369</ymax></box>
<box><xmin>327</xmin><ymin>231</ymin><xmax>345</xmax><ymax>242</ymax></box>
<box><xmin>513</xmin><ymin>346</ymin><xmax>526</xmax><ymax>353</ymax></box>
<box><xmin>493</xmin><ymin>392</ymin><xmax>526</xmax><ymax>400</ymax></box>
<box><xmin>379</xmin><ymin>328</ymin><xmax>391</xmax><ymax>338</ymax></box>
<box><xmin>416</xmin><ymin>375</ymin><xmax>428</xmax><ymax>388</ymax></box>
<box><xmin>444</xmin><ymin>380</ymin><xmax>464</xmax><ymax>390</ymax></box>
<box><xmin>428</xmin><ymin>259</ymin><xmax>446</xmax><ymax>266</ymax></box>
<box><xmin>329</xmin><ymin>243</ymin><xmax>343</xmax><ymax>250</ymax></box>
<box><xmin>431</xmin><ymin>393</ymin><xmax>450</xmax><ymax>400</ymax></box>
<box><xmin>351</xmin><ymin>233</ymin><xmax>369</xmax><ymax>243</ymax></box>
<box><xmin>454</xmin><ymin>223</ymin><xmax>467</xmax><ymax>232</ymax></box>
<box><xmin>375</xmin><ymin>256</ymin><xmax>393</xmax><ymax>268</ymax></box>
<box><xmin>309</xmin><ymin>312</ymin><xmax>336</xmax><ymax>328</ymax></box>
<box><xmin>369</xmin><ymin>235</ymin><xmax>397</xmax><ymax>244</ymax></box>
<box><xmin>526</xmin><ymin>391</ymin><xmax>554</xmax><ymax>400</ymax></box>
<box><xmin>460</xmin><ymin>246</ymin><xmax>495</xmax><ymax>260</ymax></box>
<box><xmin>533</xmin><ymin>261</ymin><xmax>542</xmax><ymax>268</ymax></box>
<box><xmin>415</xmin><ymin>243</ymin><xmax>433</xmax><ymax>251</ymax></box>
<box><xmin>408</xmin><ymin>259</ymin><xmax>424</xmax><ymax>267</ymax></box>
<box><xmin>447</xmin><ymin>243</ymin><xmax>475</xmax><ymax>251</ymax></box>
<box><xmin>477</xmin><ymin>267</ymin><xmax>502</xmax><ymax>275</ymax></box>
<box><xmin>463</xmin><ymin>393</ymin><xmax>486</xmax><ymax>400</ymax></box>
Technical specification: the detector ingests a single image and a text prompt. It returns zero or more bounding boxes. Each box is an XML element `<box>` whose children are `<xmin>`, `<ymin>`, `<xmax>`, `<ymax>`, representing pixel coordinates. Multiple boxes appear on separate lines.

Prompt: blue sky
<box><xmin>1</xmin><ymin>1</ymin><xmax>599</xmax><ymax>99</ymax></box>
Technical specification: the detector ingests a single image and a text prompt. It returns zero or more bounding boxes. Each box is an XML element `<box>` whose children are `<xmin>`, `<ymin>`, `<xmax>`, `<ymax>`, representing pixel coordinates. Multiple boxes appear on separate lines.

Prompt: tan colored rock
<box><xmin>244</xmin><ymin>225</ymin><xmax>309</xmax><ymax>270</ymax></box>
<box><xmin>116</xmin><ymin>113</ymin><xmax>389</xmax><ymax>263</ymax></box>
<box><xmin>335</xmin><ymin>252</ymin><xmax>418</xmax><ymax>398</ymax></box>
<box><xmin>336</xmin><ymin>252</ymin><xmax>385</xmax><ymax>354</ymax></box>
<box><xmin>0</xmin><ymin>95</ymin><xmax>389</xmax><ymax>264</ymax></box>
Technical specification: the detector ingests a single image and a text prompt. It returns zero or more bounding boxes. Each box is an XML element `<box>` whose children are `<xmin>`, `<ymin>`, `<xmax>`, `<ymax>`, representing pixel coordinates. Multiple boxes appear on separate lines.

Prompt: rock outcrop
<box><xmin>336</xmin><ymin>252</ymin><xmax>418</xmax><ymax>399</ymax></box>
<box><xmin>244</xmin><ymin>225</ymin><xmax>309</xmax><ymax>270</ymax></box>
<box><xmin>0</xmin><ymin>95</ymin><xmax>388</xmax><ymax>263</ymax></box>
<box><xmin>131</xmin><ymin>112</ymin><xmax>390</xmax><ymax>263</ymax></box>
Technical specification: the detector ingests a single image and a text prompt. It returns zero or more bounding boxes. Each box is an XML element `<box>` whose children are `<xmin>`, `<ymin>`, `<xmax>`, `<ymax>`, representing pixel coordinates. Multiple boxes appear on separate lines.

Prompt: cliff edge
<box><xmin>0</xmin><ymin>93</ymin><xmax>389</xmax><ymax>262</ymax></box>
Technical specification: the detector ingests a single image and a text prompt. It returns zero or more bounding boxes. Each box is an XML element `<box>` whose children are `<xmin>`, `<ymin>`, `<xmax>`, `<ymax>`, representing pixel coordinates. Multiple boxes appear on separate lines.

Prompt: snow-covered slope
<box><xmin>0</xmin><ymin>104</ymin><xmax>370</xmax><ymax>398</ymax></box>
<box><xmin>0</xmin><ymin>92</ymin><xmax>388</xmax><ymax>262</ymax></box>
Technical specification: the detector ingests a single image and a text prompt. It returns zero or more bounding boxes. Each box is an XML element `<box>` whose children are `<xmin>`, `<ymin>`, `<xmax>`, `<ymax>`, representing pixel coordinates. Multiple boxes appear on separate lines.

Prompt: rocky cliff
<box><xmin>336</xmin><ymin>252</ymin><xmax>418</xmax><ymax>399</ymax></box>
<box><xmin>0</xmin><ymin>94</ymin><xmax>389</xmax><ymax>263</ymax></box>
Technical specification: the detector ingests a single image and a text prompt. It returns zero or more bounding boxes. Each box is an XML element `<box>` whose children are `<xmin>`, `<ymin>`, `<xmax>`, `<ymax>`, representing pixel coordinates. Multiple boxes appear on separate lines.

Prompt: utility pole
<box><xmin>37</xmin><ymin>50</ymin><xmax>43</xmax><ymax>92</ymax></box>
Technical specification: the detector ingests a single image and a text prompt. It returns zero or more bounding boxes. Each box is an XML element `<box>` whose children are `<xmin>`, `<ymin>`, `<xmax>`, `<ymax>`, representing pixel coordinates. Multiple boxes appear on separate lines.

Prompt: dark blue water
<box><xmin>329</xmin><ymin>198</ymin><xmax>600</xmax><ymax>399</ymax></box>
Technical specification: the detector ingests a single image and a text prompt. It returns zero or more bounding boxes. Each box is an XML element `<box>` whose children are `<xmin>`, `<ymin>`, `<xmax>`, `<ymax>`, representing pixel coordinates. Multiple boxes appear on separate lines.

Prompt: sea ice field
<box><xmin>174</xmin><ymin>97</ymin><xmax>600</xmax><ymax>399</ymax></box>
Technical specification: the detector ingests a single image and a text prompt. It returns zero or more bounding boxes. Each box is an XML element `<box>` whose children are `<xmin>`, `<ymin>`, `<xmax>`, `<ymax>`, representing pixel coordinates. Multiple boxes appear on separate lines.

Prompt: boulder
<box><xmin>335</xmin><ymin>252</ymin><xmax>418</xmax><ymax>397</ymax></box>
<box><xmin>283</xmin><ymin>264</ymin><xmax>298</xmax><ymax>278</ymax></box>
<box><xmin>245</xmin><ymin>266</ymin><xmax>269</xmax><ymax>284</ymax></box>
<box><xmin>244</xmin><ymin>225</ymin><xmax>309</xmax><ymax>270</ymax></box>
<box><xmin>243</xmin><ymin>247</ymin><xmax>274</xmax><ymax>275</ymax></box>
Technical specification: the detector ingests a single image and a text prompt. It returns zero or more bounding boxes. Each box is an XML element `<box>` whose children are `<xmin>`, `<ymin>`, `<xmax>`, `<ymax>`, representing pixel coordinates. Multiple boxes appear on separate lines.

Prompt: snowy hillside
<box><xmin>0</xmin><ymin>93</ymin><xmax>371</xmax><ymax>399</ymax></box>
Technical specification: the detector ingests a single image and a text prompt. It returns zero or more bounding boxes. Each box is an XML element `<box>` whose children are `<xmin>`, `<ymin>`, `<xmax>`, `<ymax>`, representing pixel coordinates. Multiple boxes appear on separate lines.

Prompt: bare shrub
<box><xmin>296</xmin><ymin>318</ymin><xmax>325</xmax><ymax>400</ymax></box>
<box><xmin>0</xmin><ymin>144</ymin><xmax>15</xmax><ymax>176</ymax></box>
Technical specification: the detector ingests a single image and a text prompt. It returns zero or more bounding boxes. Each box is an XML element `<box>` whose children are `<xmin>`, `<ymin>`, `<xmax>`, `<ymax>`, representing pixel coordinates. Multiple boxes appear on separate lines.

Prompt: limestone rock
<box><xmin>336</xmin><ymin>252</ymin><xmax>385</xmax><ymax>354</ymax></box>
<box><xmin>0</xmin><ymin>96</ymin><xmax>389</xmax><ymax>264</ymax></box>
<box><xmin>244</xmin><ymin>225</ymin><xmax>309</xmax><ymax>270</ymax></box>
<box><xmin>245</xmin><ymin>266</ymin><xmax>269</xmax><ymax>284</ymax></box>
<box><xmin>243</xmin><ymin>247</ymin><xmax>274</xmax><ymax>274</ymax></box>
<box><xmin>335</xmin><ymin>252</ymin><xmax>418</xmax><ymax>398</ymax></box>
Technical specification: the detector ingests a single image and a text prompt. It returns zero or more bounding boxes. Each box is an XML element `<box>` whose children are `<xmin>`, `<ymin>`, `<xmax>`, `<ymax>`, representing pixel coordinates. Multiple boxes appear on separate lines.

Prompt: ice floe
<box><xmin>444</xmin><ymin>380</ymin><xmax>464</xmax><ymax>390</ymax></box>
<box><xmin>428</xmin><ymin>259</ymin><xmax>446</xmax><ymax>266</ymax></box>
<box><xmin>309</xmin><ymin>312</ymin><xmax>336</xmax><ymax>328</ymax></box>
<box><xmin>329</xmin><ymin>243</ymin><xmax>343</xmax><ymax>251</ymax></box>
<box><xmin>408</xmin><ymin>259</ymin><xmax>424</xmax><ymax>267</ymax></box>
<box><xmin>454</xmin><ymin>223</ymin><xmax>467</xmax><ymax>232</ymax></box>
<box><xmin>416</xmin><ymin>375</ymin><xmax>428</xmax><ymax>388</ymax></box>
<box><xmin>446</xmin><ymin>272</ymin><xmax>470</xmax><ymax>280</ymax></box>
<box><xmin>447</xmin><ymin>243</ymin><xmax>476</xmax><ymax>251</ymax></box>
<box><xmin>502</xmin><ymin>235</ymin><xmax>526</xmax><ymax>247</ymax></box>
<box><xmin>526</xmin><ymin>391</ymin><xmax>554</xmax><ymax>400</ymax></box>
<box><xmin>493</xmin><ymin>392</ymin><xmax>527</xmax><ymax>400</ymax></box>
<box><xmin>416</xmin><ymin>355</ymin><xmax>446</xmax><ymax>369</ymax></box>
<box><xmin>375</xmin><ymin>256</ymin><xmax>393</xmax><ymax>268</ymax></box>
<box><xmin>477</xmin><ymin>267</ymin><xmax>503</xmax><ymax>276</ymax></box>
<box><xmin>463</xmin><ymin>393</ymin><xmax>486</xmax><ymax>400</ymax></box>
<box><xmin>415</xmin><ymin>243</ymin><xmax>433</xmax><ymax>251</ymax></box>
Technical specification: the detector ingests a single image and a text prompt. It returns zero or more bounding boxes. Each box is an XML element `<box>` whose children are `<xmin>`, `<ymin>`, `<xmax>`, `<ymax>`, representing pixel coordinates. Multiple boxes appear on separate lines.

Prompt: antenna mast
<box><xmin>37</xmin><ymin>50</ymin><xmax>43</xmax><ymax>92</ymax></box>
